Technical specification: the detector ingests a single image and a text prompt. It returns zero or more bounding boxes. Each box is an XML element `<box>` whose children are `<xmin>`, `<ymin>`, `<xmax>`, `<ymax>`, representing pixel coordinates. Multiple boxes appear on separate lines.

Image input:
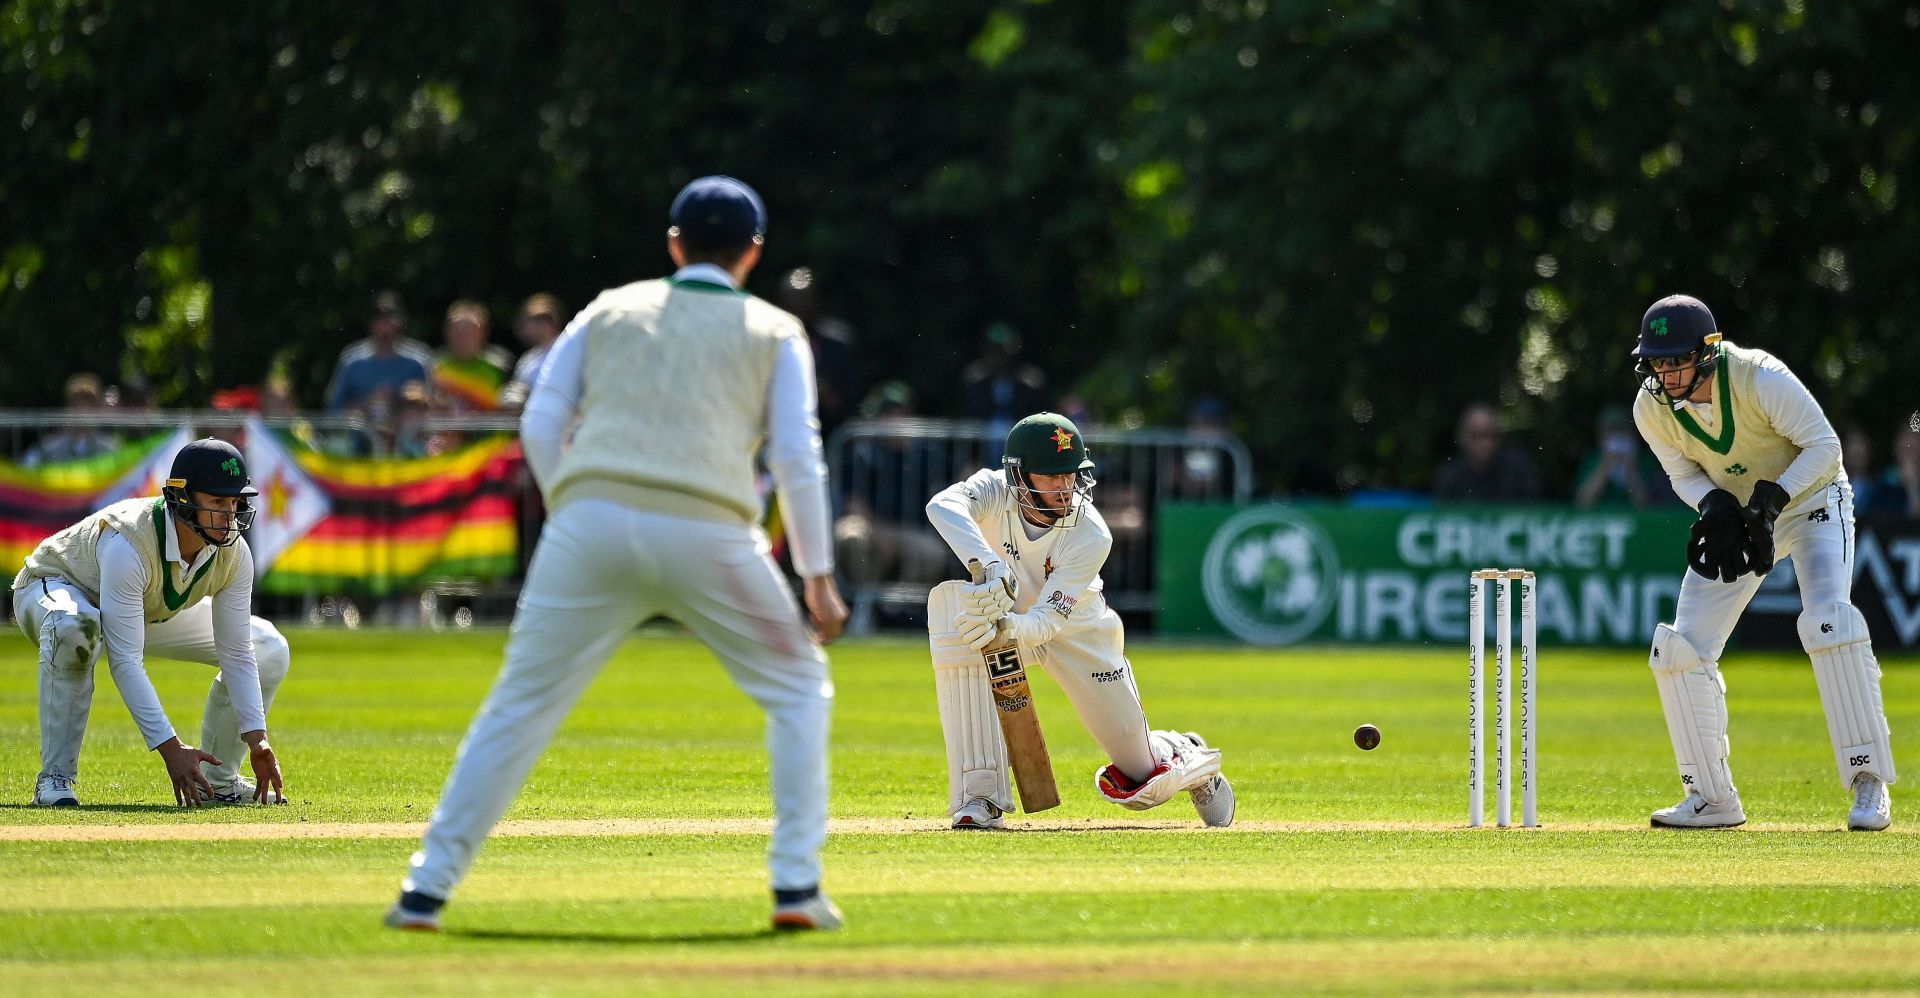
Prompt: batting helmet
<box><xmin>1632</xmin><ymin>294</ymin><xmax>1722</xmax><ymax>407</ymax></box>
<box><xmin>1003</xmin><ymin>413</ymin><xmax>1096</xmax><ymax>528</ymax></box>
<box><xmin>163</xmin><ymin>438</ymin><xmax>257</xmax><ymax>547</ymax></box>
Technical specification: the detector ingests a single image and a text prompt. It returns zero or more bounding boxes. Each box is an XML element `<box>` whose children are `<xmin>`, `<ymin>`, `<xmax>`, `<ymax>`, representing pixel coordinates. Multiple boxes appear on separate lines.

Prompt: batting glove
<box><xmin>963</xmin><ymin>560</ymin><xmax>1017</xmax><ymax>619</ymax></box>
<box><xmin>953</xmin><ymin>609</ymin><xmax>1002</xmax><ymax>651</ymax></box>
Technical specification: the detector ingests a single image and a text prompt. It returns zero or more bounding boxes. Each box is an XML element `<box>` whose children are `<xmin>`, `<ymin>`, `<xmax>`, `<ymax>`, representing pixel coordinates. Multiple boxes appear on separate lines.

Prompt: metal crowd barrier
<box><xmin>825</xmin><ymin>418</ymin><xmax>1253</xmax><ymax>633</ymax></box>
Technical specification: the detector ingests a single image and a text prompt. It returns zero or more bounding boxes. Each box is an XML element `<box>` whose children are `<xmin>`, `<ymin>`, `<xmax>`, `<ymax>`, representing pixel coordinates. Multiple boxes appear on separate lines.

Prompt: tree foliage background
<box><xmin>3</xmin><ymin>0</ymin><xmax>1916</xmax><ymax>494</ymax></box>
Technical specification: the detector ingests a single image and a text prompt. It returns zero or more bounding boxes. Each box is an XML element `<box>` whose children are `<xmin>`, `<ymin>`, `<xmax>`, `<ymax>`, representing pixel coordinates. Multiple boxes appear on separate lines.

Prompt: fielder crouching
<box><xmin>925</xmin><ymin>412</ymin><xmax>1233</xmax><ymax>830</ymax></box>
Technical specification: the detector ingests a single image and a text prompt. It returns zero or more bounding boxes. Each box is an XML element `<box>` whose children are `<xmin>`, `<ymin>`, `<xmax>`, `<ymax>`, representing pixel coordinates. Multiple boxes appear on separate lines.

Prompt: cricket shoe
<box><xmin>771</xmin><ymin>891</ymin><xmax>843</xmax><ymax>932</ymax></box>
<box><xmin>1849</xmin><ymin>773</ymin><xmax>1892</xmax><ymax>832</ymax></box>
<box><xmin>383</xmin><ymin>891</ymin><xmax>444</xmax><ymax>932</ymax></box>
<box><xmin>1650</xmin><ymin>788</ymin><xmax>1746</xmax><ymax>829</ymax></box>
<box><xmin>950</xmin><ymin>797</ymin><xmax>1005</xmax><ymax>830</ymax></box>
<box><xmin>1189</xmin><ymin>774</ymin><xmax>1235</xmax><ymax>828</ymax></box>
<box><xmin>31</xmin><ymin>774</ymin><xmax>79</xmax><ymax>807</ymax></box>
<box><xmin>206</xmin><ymin>775</ymin><xmax>286</xmax><ymax>805</ymax></box>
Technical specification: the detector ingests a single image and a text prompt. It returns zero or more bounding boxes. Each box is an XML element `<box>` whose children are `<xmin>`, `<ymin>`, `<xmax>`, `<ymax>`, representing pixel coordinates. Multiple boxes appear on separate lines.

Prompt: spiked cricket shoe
<box><xmin>1849</xmin><ymin>773</ymin><xmax>1892</xmax><ymax>831</ymax></box>
<box><xmin>1189</xmin><ymin>773</ymin><xmax>1235</xmax><ymax>828</ymax></box>
<box><xmin>384</xmin><ymin>891</ymin><xmax>444</xmax><ymax>932</ymax></box>
<box><xmin>1651</xmin><ymin>788</ymin><xmax>1746</xmax><ymax>829</ymax></box>
<box><xmin>772</xmin><ymin>892</ymin><xmax>843</xmax><ymax>932</ymax></box>
<box><xmin>31</xmin><ymin>775</ymin><xmax>79</xmax><ymax>807</ymax></box>
<box><xmin>950</xmin><ymin>797</ymin><xmax>1005</xmax><ymax>830</ymax></box>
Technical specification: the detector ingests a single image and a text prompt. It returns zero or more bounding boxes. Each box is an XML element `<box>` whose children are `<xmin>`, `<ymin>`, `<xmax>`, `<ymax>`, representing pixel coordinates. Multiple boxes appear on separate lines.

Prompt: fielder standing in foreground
<box><xmin>12</xmin><ymin>439</ymin><xmax>290</xmax><ymax>807</ymax></box>
<box><xmin>386</xmin><ymin>176</ymin><xmax>850</xmax><ymax>932</ymax></box>
<box><xmin>1630</xmin><ymin>294</ymin><xmax>1896</xmax><ymax>830</ymax></box>
<box><xmin>925</xmin><ymin>412</ymin><xmax>1234</xmax><ymax>829</ymax></box>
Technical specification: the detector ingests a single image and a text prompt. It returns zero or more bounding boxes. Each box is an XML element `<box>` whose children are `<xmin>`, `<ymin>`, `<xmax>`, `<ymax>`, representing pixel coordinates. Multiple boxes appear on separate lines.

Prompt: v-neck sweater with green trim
<box><xmin>1632</xmin><ymin>342</ymin><xmax>1841</xmax><ymax>513</ymax></box>
<box><xmin>13</xmin><ymin>498</ymin><xmax>244</xmax><ymax>624</ymax></box>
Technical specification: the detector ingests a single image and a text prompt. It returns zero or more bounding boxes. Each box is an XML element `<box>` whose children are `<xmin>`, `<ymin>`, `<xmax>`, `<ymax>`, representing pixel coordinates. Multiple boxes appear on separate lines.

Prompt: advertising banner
<box><xmin>1158</xmin><ymin>503</ymin><xmax>1920</xmax><ymax>650</ymax></box>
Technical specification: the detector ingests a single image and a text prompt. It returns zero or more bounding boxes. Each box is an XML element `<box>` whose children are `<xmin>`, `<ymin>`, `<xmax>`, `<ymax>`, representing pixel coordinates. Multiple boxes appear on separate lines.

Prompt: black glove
<box><xmin>1741</xmin><ymin>480</ymin><xmax>1789</xmax><ymax>575</ymax></box>
<box><xmin>1689</xmin><ymin>488</ymin><xmax>1751</xmax><ymax>583</ymax></box>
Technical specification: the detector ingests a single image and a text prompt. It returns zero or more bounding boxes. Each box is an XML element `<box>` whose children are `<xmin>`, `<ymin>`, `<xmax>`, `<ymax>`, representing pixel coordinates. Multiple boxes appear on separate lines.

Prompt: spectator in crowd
<box><xmin>497</xmin><ymin>293</ymin><xmax>568</xmax><ymax>413</ymax></box>
<box><xmin>1885</xmin><ymin>422</ymin><xmax>1920</xmax><ymax>519</ymax></box>
<box><xmin>835</xmin><ymin>381</ymin><xmax>954</xmax><ymax>628</ymax></box>
<box><xmin>1433</xmin><ymin>401</ymin><xmax>1542</xmax><ymax>503</ymax></box>
<box><xmin>1168</xmin><ymin>395</ymin><xmax>1237</xmax><ymax>501</ymax></box>
<box><xmin>431</xmin><ymin>300</ymin><xmax>514</xmax><ymax>412</ymax></box>
<box><xmin>23</xmin><ymin>373</ymin><xmax>122</xmax><ymax>467</ymax></box>
<box><xmin>777</xmin><ymin>267</ymin><xmax>863</xmax><ymax>444</ymax></box>
<box><xmin>259</xmin><ymin>372</ymin><xmax>325</xmax><ymax>453</ymax></box>
<box><xmin>1573</xmin><ymin>405</ymin><xmax>1668</xmax><ymax>509</ymax></box>
<box><xmin>959</xmin><ymin>321</ymin><xmax>1047</xmax><ymax>438</ymax></box>
<box><xmin>326</xmin><ymin>291</ymin><xmax>433</xmax><ymax>415</ymax></box>
<box><xmin>1843</xmin><ymin>426</ymin><xmax>1888</xmax><ymax>516</ymax></box>
<box><xmin>396</xmin><ymin>380</ymin><xmax>463</xmax><ymax>458</ymax></box>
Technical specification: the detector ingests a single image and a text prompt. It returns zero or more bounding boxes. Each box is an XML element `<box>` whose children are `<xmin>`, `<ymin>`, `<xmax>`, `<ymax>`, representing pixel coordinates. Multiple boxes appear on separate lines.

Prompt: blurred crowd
<box><xmin>13</xmin><ymin>270</ymin><xmax>1920</xmax><ymax>542</ymax></box>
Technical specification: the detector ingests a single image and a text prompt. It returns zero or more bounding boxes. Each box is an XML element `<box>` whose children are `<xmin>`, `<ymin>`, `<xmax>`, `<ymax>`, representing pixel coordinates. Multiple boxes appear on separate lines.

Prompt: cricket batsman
<box><xmin>925</xmin><ymin>412</ymin><xmax>1234</xmax><ymax>829</ymax></box>
<box><xmin>1630</xmin><ymin>294</ymin><xmax>1895</xmax><ymax>830</ymax></box>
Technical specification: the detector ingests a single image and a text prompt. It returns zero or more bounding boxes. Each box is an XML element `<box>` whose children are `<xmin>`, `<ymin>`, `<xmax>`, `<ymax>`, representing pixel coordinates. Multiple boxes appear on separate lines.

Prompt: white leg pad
<box><xmin>1648</xmin><ymin>624</ymin><xmax>1735</xmax><ymax>806</ymax></box>
<box><xmin>1094</xmin><ymin>730</ymin><xmax>1223</xmax><ymax>811</ymax></box>
<box><xmin>928</xmin><ymin>582</ymin><xmax>1012</xmax><ymax>814</ymax></box>
<box><xmin>1799</xmin><ymin>603</ymin><xmax>1897</xmax><ymax>788</ymax></box>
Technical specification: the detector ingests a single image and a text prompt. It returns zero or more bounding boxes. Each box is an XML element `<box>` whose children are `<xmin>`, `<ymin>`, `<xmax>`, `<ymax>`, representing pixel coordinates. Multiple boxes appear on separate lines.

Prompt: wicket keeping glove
<box><xmin>1740</xmin><ymin>479</ymin><xmax>1789</xmax><ymax>576</ymax></box>
<box><xmin>1689</xmin><ymin>488</ymin><xmax>1752</xmax><ymax>583</ymax></box>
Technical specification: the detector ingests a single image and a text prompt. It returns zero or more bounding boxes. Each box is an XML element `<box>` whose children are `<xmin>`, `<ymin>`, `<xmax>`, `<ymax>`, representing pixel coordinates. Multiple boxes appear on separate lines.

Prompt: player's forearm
<box><xmin>925</xmin><ymin>493</ymin><xmax>996</xmax><ymax>568</ymax></box>
<box><xmin>764</xmin><ymin>336</ymin><xmax>834</xmax><ymax>577</ymax></box>
<box><xmin>774</xmin><ymin>475</ymin><xmax>835</xmax><ymax>577</ymax></box>
<box><xmin>213</xmin><ymin>574</ymin><xmax>268</xmax><ymax>733</ymax></box>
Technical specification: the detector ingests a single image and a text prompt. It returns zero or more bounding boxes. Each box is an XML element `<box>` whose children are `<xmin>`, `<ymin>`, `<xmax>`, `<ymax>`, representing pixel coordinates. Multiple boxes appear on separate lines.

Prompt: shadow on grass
<box><xmin>451</xmin><ymin>927</ymin><xmax>778</xmax><ymax>945</ymax></box>
<box><xmin>0</xmin><ymin>803</ymin><xmax>197</xmax><ymax>815</ymax></box>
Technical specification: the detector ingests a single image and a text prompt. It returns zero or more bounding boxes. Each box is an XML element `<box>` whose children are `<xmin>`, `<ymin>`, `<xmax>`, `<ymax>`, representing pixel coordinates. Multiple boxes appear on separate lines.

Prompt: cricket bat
<box><xmin>969</xmin><ymin>560</ymin><xmax>1060</xmax><ymax>812</ymax></box>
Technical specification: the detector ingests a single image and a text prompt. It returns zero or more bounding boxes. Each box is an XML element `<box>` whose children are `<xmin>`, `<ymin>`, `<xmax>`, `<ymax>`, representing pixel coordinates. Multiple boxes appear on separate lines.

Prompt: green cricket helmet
<box><xmin>1002</xmin><ymin>412</ymin><xmax>1096</xmax><ymax>527</ymax></box>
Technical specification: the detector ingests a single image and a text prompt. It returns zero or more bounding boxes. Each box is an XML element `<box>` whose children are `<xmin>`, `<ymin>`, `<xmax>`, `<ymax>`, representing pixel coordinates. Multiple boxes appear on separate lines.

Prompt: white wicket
<box><xmin>1469</xmin><ymin>569</ymin><xmax>1537</xmax><ymax>828</ymax></box>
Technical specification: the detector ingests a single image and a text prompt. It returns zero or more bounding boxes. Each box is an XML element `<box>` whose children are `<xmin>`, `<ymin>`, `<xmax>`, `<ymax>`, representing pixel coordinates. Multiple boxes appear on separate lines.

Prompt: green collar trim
<box><xmin>667</xmin><ymin>277</ymin><xmax>747</xmax><ymax>296</ymax></box>
<box><xmin>150</xmin><ymin>498</ymin><xmax>218</xmax><ymax>611</ymax></box>
<box><xmin>1668</xmin><ymin>344</ymin><xmax>1735</xmax><ymax>455</ymax></box>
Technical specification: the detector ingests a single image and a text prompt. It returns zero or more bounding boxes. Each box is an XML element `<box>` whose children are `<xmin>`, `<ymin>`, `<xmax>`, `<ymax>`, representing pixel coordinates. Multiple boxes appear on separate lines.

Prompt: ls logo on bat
<box><xmin>985</xmin><ymin>648</ymin><xmax>1023</xmax><ymax>679</ymax></box>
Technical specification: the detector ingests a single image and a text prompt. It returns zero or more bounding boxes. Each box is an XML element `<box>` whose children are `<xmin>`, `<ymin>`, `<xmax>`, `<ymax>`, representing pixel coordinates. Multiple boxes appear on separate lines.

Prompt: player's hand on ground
<box><xmin>1740</xmin><ymin>480</ymin><xmax>1789</xmax><ymax>575</ymax></box>
<box><xmin>245</xmin><ymin>737</ymin><xmax>287</xmax><ymax>804</ymax></box>
<box><xmin>953</xmin><ymin>609</ymin><xmax>1000</xmax><ymax>651</ymax></box>
<box><xmin>155</xmin><ymin>737</ymin><xmax>219</xmax><ymax>807</ymax></box>
<box><xmin>802</xmin><ymin>574</ymin><xmax>849</xmax><ymax>644</ymax></box>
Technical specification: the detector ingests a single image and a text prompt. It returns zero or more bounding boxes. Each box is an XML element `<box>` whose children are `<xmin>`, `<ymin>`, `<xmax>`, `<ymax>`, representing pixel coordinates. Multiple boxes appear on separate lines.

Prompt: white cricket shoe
<box><xmin>383</xmin><ymin>902</ymin><xmax>441</xmax><ymax>932</ymax></box>
<box><xmin>950</xmin><ymin>797</ymin><xmax>1005</xmax><ymax>830</ymax></box>
<box><xmin>1849</xmin><ymin>773</ymin><xmax>1892</xmax><ymax>832</ymax></box>
<box><xmin>771</xmin><ymin>892</ymin><xmax>843</xmax><ymax>932</ymax></box>
<box><xmin>1189</xmin><ymin>773</ymin><xmax>1235</xmax><ymax>828</ymax></box>
<box><xmin>31</xmin><ymin>775</ymin><xmax>79</xmax><ymax>807</ymax></box>
<box><xmin>206</xmin><ymin>776</ymin><xmax>258</xmax><ymax>805</ymax></box>
<box><xmin>1651</xmin><ymin>788</ymin><xmax>1746</xmax><ymax>829</ymax></box>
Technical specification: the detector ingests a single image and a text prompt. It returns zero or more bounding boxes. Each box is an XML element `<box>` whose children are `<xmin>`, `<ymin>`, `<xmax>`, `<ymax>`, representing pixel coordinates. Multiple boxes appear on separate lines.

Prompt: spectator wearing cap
<box><xmin>23</xmin><ymin>373</ymin><xmax>123</xmax><ymax>467</ymax></box>
<box><xmin>430</xmin><ymin>300</ymin><xmax>515</xmax><ymax>412</ymax></box>
<box><xmin>326</xmin><ymin>290</ymin><xmax>433</xmax><ymax>414</ymax></box>
<box><xmin>498</xmin><ymin>293</ymin><xmax>571</xmax><ymax>413</ymax></box>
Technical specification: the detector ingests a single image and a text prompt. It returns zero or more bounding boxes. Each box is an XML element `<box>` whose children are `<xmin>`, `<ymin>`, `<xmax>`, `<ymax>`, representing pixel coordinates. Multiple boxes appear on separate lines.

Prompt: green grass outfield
<box><xmin>2</xmin><ymin>628</ymin><xmax>1918</xmax><ymax>994</ymax></box>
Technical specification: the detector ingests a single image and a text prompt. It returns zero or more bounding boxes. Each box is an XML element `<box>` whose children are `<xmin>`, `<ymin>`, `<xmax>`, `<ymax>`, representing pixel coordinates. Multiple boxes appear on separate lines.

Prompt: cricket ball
<box><xmin>1353</xmin><ymin>723</ymin><xmax>1381</xmax><ymax>751</ymax></box>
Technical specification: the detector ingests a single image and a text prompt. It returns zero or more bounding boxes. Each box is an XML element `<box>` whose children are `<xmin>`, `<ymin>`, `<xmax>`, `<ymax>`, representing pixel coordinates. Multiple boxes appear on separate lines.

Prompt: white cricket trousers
<box><xmin>405</xmin><ymin>498</ymin><xmax>834</xmax><ymax>899</ymax></box>
<box><xmin>1673</xmin><ymin>481</ymin><xmax>1856</xmax><ymax>658</ymax></box>
<box><xmin>12</xmin><ymin>578</ymin><xmax>291</xmax><ymax>790</ymax></box>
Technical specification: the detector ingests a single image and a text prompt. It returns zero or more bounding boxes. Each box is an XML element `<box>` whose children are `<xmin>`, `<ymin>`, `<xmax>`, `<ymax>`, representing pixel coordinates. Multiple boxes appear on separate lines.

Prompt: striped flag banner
<box><xmin>0</xmin><ymin>430</ymin><xmax>524</xmax><ymax>597</ymax></box>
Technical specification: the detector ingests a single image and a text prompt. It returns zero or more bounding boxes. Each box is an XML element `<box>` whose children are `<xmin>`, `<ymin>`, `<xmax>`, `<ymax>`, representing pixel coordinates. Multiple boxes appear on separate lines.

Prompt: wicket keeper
<box><xmin>1631</xmin><ymin>294</ymin><xmax>1896</xmax><ymax>830</ymax></box>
